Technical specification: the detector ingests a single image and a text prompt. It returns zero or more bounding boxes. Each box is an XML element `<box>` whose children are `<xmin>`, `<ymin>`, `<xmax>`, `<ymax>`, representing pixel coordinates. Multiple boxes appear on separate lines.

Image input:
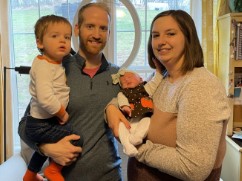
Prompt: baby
<box><xmin>112</xmin><ymin>69</ymin><xmax>162</xmax><ymax>156</ymax></box>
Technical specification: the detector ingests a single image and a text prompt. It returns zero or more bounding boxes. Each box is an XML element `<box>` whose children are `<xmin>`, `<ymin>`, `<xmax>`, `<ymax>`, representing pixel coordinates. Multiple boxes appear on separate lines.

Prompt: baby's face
<box><xmin>120</xmin><ymin>72</ymin><xmax>143</xmax><ymax>89</ymax></box>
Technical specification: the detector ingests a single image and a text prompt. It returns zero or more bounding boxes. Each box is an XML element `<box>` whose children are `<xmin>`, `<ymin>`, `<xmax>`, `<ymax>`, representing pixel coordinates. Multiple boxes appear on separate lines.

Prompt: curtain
<box><xmin>214</xmin><ymin>0</ymin><xmax>231</xmax><ymax>76</ymax></box>
<box><xmin>213</xmin><ymin>0</ymin><xmax>219</xmax><ymax>76</ymax></box>
<box><xmin>0</xmin><ymin>0</ymin><xmax>14</xmax><ymax>163</ymax></box>
<box><xmin>202</xmin><ymin>0</ymin><xmax>215</xmax><ymax>73</ymax></box>
<box><xmin>0</xmin><ymin>2</ymin><xmax>3</xmax><ymax>164</ymax></box>
<box><xmin>202</xmin><ymin>0</ymin><xmax>231</xmax><ymax>75</ymax></box>
<box><xmin>217</xmin><ymin>0</ymin><xmax>231</xmax><ymax>16</ymax></box>
<box><xmin>0</xmin><ymin>33</ymin><xmax>3</xmax><ymax>163</ymax></box>
<box><xmin>213</xmin><ymin>0</ymin><xmax>231</xmax><ymax>76</ymax></box>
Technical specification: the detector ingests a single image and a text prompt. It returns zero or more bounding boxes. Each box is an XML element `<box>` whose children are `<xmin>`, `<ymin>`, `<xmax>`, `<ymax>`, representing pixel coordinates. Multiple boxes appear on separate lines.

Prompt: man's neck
<box><xmin>78</xmin><ymin>51</ymin><xmax>102</xmax><ymax>68</ymax></box>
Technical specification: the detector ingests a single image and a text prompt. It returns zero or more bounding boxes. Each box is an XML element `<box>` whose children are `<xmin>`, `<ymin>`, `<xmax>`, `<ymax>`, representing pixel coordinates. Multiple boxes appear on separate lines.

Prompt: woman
<box><xmin>106</xmin><ymin>10</ymin><xmax>230</xmax><ymax>181</ymax></box>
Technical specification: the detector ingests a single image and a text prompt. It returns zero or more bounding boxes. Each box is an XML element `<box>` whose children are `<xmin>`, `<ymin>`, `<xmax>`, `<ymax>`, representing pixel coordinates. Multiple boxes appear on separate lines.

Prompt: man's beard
<box><xmin>79</xmin><ymin>37</ymin><xmax>106</xmax><ymax>55</ymax></box>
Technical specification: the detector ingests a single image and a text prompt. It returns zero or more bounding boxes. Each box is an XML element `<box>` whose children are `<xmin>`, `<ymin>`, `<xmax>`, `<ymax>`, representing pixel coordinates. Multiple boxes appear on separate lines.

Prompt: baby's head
<box><xmin>112</xmin><ymin>69</ymin><xmax>143</xmax><ymax>89</ymax></box>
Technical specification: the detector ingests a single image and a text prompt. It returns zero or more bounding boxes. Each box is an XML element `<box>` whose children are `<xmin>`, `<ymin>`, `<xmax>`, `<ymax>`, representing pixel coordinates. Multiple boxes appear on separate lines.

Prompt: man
<box><xmin>19</xmin><ymin>2</ymin><xmax>123</xmax><ymax>181</ymax></box>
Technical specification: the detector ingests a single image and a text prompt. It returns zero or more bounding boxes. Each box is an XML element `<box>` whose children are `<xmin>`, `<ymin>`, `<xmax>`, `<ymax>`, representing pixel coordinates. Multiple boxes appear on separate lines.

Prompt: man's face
<box><xmin>75</xmin><ymin>6</ymin><xmax>110</xmax><ymax>57</ymax></box>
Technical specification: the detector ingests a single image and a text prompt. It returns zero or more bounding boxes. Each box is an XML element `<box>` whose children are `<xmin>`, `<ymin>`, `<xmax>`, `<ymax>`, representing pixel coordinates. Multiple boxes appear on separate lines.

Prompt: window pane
<box><xmin>117</xmin><ymin>31</ymin><xmax>134</xmax><ymax>66</ymax></box>
<box><xmin>13</xmin><ymin>74</ymin><xmax>31</xmax><ymax>151</ymax></box>
<box><xmin>9</xmin><ymin>0</ymin><xmax>192</xmax><ymax>153</ymax></box>
<box><xmin>116</xmin><ymin>0</ymin><xmax>190</xmax><ymax>73</ymax></box>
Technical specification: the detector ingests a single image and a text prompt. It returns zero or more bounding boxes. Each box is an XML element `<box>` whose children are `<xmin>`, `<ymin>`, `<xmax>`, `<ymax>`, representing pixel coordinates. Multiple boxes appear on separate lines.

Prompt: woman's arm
<box><xmin>136</xmin><ymin>76</ymin><xmax>230</xmax><ymax>181</ymax></box>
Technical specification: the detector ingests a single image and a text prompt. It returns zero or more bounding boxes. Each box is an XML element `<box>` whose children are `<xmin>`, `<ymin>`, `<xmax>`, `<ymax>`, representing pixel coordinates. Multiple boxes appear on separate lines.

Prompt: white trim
<box><xmin>119</xmin><ymin>0</ymin><xmax>141</xmax><ymax>68</ymax></box>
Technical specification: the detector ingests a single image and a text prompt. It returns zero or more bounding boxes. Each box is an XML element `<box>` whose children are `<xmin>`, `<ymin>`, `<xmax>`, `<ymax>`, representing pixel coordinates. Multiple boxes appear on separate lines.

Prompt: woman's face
<box><xmin>151</xmin><ymin>15</ymin><xmax>185</xmax><ymax>70</ymax></box>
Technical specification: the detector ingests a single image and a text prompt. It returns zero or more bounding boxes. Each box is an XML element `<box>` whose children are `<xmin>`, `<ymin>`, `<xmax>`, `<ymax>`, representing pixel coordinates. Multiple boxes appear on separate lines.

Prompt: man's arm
<box><xmin>18</xmin><ymin>103</ymin><xmax>82</xmax><ymax>166</ymax></box>
<box><xmin>105</xmin><ymin>98</ymin><xmax>130</xmax><ymax>138</ymax></box>
<box><xmin>39</xmin><ymin>134</ymin><xmax>82</xmax><ymax>166</ymax></box>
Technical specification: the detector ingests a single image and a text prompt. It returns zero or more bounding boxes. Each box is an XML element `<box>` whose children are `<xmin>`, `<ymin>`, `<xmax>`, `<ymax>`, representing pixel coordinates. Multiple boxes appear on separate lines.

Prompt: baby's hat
<box><xmin>111</xmin><ymin>68</ymin><xmax>138</xmax><ymax>85</ymax></box>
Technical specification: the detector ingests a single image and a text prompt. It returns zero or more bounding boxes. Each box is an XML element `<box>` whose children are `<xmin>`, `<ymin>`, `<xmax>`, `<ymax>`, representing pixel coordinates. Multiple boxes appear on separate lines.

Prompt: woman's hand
<box><xmin>106</xmin><ymin>104</ymin><xmax>130</xmax><ymax>139</ymax></box>
<box><xmin>40</xmin><ymin>134</ymin><xmax>82</xmax><ymax>166</ymax></box>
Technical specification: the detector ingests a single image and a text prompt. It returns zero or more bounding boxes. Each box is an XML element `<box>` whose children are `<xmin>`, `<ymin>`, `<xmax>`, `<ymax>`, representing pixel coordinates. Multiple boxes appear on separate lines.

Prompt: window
<box><xmin>8</xmin><ymin>0</ymin><xmax>195</xmax><ymax>153</ymax></box>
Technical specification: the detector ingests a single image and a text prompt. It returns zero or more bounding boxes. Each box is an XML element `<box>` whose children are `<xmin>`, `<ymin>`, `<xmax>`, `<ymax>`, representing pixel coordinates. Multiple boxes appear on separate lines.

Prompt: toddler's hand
<box><xmin>59</xmin><ymin>112</ymin><xmax>69</xmax><ymax>125</ymax></box>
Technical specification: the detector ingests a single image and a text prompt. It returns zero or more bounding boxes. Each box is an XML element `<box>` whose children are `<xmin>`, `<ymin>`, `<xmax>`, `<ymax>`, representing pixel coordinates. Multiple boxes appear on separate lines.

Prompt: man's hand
<box><xmin>106</xmin><ymin>105</ymin><xmax>130</xmax><ymax>139</ymax></box>
<box><xmin>40</xmin><ymin>134</ymin><xmax>82</xmax><ymax>166</ymax></box>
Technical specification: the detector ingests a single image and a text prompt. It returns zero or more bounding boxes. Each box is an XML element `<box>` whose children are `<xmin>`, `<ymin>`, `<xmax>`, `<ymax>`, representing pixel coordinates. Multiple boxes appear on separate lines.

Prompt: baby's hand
<box><xmin>59</xmin><ymin>112</ymin><xmax>69</xmax><ymax>125</ymax></box>
<box><xmin>121</xmin><ymin>106</ymin><xmax>132</xmax><ymax>117</ymax></box>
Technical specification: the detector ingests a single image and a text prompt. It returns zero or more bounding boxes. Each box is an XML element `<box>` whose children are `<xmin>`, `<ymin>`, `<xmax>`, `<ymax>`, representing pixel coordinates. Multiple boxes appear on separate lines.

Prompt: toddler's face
<box><xmin>38</xmin><ymin>22</ymin><xmax>72</xmax><ymax>62</ymax></box>
<box><xmin>120</xmin><ymin>72</ymin><xmax>143</xmax><ymax>89</ymax></box>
